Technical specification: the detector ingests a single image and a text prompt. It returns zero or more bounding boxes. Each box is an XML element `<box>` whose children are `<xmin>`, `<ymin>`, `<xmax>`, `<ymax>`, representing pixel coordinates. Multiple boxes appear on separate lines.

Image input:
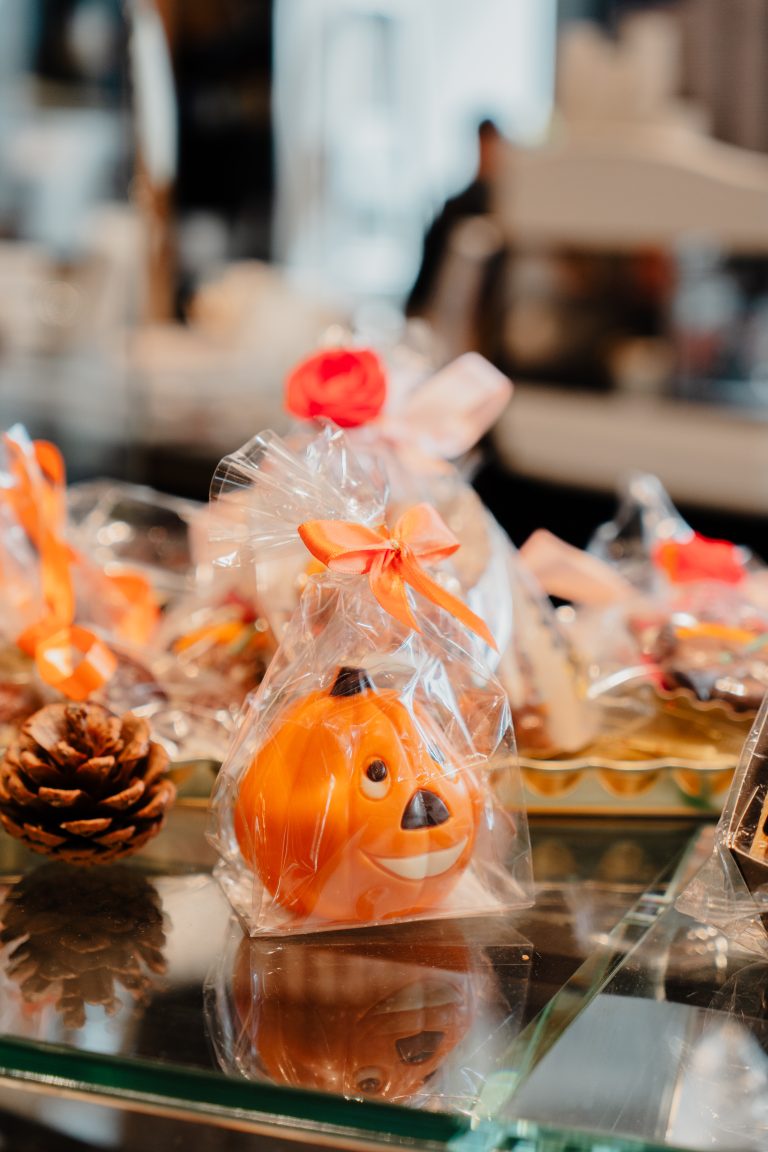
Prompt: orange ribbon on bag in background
<box><xmin>3</xmin><ymin>436</ymin><xmax>76</xmax><ymax>654</ymax></box>
<box><xmin>1</xmin><ymin>432</ymin><xmax>157</xmax><ymax>698</ymax></box>
<box><xmin>299</xmin><ymin>503</ymin><xmax>497</xmax><ymax>649</ymax></box>
<box><xmin>35</xmin><ymin>625</ymin><xmax>118</xmax><ymax>702</ymax></box>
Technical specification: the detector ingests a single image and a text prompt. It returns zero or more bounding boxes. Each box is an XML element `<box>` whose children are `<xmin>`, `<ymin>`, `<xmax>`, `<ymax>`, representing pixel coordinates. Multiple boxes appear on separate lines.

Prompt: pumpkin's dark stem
<box><xmin>330</xmin><ymin>667</ymin><xmax>373</xmax><ymax>697</ymax></box>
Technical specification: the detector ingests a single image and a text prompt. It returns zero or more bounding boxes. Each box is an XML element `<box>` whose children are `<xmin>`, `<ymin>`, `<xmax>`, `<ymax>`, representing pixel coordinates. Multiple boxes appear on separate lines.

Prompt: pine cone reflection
<box><xmin>0</xmin><ymin>864</ymin><xmax>166</xmax><ymax>1029</ymax></box>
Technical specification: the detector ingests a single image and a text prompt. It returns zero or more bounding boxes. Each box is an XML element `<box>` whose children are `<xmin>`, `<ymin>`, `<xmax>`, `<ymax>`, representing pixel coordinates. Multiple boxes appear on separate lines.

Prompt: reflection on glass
<box><xmin>665</xmin><ymin>961</ymin><xmax>768</xmax><ymax>1150</ymax></box>
<box><xmin>0</xmin><ymin>863</ymin><xmax>166</xmax><ymax>1032</ymax></box>
<box><xmin>207</xmin><ymin>920</ymin><xmax>531</xmax><ymax>1113</ymax></box>
<box><xmin>502</xmin><ymin>878</ymin><xmax>768</xmax><ymax>1152</ymax></box>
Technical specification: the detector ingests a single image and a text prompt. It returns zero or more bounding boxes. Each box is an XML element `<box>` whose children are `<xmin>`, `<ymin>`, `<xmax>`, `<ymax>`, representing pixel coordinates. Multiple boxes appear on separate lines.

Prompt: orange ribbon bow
<box><xmin>299</xmin><ymin>503</ymin><xmax>497</xmax><ymax>649</ymax></box>
<box><xmin>1</xmin><ymin>433</ymin><xmax>158</xmax><ymax>699</ymax></box>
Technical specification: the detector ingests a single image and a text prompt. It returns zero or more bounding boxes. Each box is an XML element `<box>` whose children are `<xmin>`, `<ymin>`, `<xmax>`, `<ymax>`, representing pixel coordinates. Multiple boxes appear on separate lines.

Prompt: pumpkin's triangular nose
<box><xmin>401</xmin><ymin>789</ymin><xmax>450</xmax><ymax>830</ymax></box>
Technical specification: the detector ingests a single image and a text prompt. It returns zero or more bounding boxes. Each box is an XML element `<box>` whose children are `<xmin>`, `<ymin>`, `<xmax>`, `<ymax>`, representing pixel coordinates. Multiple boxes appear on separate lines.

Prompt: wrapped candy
<box><xmin>280</xmin><ymin>345</ymin><xmax>597</xmax><ymax>756</ymax></box>
<box><xmin>578</xmin><ymin>474</ymin><xmax>768</xmax><ymax>717</ymax></box>
<box><xmin>677</xmin><ymin>695</ymin><xmax>768</xmax><ymax>956</ymax></box>
<box><xmin>0</xmin><ymin>427</ymin><xmax>269</xmax><ymax>771</ymax></box>
<box><xmin>148</xmin><ymin>578</ymin><xmax>276</xmax><ymax>764</ymax></box>
<box><xmin>0</xmin><ymin>427</ymin><xmax>166</xmax><ymax>734</ymax></box>
<box><xmin>588</xmin><ymin>472</ymin><xmax>759</xmax><ymax>593</ymax></box>
<box><xmin>208</xmin><ymin>425</ymin><xmax>533</xmax><ymax>935</ymax></box>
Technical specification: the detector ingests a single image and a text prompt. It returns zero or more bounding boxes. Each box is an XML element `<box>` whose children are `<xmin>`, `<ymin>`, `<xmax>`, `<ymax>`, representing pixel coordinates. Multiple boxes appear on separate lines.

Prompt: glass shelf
<box><xmin>0</xmin><ymin>808</ymin><xmax>724</xmax><ymax>1150</ymax></box>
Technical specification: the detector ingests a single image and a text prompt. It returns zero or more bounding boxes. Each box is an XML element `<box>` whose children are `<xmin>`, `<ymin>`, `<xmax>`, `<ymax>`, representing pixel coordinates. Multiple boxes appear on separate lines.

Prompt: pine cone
<box><xmin>0</xmin><ymin>864</ymin><xmax>166</xmax><ymax>1029</ymax></box>
<box><xmin>0</xmin><ymin>703</ymin><xmax>176</xmax><ymax>864</ymax></box>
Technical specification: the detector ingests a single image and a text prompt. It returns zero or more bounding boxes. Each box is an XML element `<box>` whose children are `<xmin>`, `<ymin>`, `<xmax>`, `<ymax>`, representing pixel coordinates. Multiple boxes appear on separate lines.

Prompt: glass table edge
<box><xmin>0</xmin><ymin>1034</ymin><xmax>465</xmax><ymax>1149</ymax></box>
<box><xmin>0</xmin><ymin>1042</ymin><xmax>700</xmax><ymax>1152</ymax></box>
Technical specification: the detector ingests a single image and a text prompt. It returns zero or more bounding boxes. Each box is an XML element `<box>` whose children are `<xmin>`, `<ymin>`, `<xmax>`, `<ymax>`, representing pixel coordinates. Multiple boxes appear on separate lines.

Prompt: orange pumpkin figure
<box><xmin>234</xmin><ymin>667</ymin><xmax>480</xmax><ymax>924</ymax></box>
<box><xmin>231</xmin><ymin>935</ymin><xmax>475</xmax><ymax>1101</ymax></box>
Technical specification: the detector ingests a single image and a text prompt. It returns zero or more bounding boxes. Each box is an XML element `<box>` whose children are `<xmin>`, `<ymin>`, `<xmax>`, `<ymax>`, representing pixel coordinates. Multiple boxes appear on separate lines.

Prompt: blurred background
<box><xmin>0</xmin><ymin>0</ymin><xmax>766</xmax><ymax>550</ymax></box>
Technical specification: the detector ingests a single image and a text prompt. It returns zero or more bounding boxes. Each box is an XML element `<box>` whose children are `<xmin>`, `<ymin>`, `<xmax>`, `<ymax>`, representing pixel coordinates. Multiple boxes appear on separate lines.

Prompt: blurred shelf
<box><xmin>493</xmin><ymin>383</ymin><xmax>768</xmax><ymax>516</ymax></box>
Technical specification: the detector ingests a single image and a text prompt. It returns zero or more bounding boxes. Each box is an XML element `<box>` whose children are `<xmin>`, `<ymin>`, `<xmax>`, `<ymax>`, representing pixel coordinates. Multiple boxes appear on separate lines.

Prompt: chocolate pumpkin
<box><xmin>234</xmin><ymin>667</ymin><xmax>479</xmax><ymax>923</ymax></box>
<box><xmin>231</xmin><ymin>935</ymin><xmax>474</xmax><ymax>1100</ymax></box>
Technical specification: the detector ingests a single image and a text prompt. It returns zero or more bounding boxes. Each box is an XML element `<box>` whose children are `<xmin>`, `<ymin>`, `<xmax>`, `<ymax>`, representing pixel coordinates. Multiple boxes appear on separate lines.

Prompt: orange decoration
<box><xmin>299</xmin><ymin>503</ymin><xmax>496</xmax><ymax>649</ymax></box>
<box><xmin>4</xmin><ymin>436</ymin><xmax>76</xmax><ymax>652</ymax></box>
<box><xmin>0</xmin><ymin>430</ymin><xmax>160</xmax><ymax>697</ymax></box>
<box><xmin>234</xmin><ymin>667</ymin><xmax>480</xmax><ymax>923</ymax></box>
<box><xmin>231</xmin><ymin>935</ymin><xmax>474</xmax><ymax>1099</ymax></box>
<box><xmin>100</xmin><ymin>571</ymin><xmax>159</xmax><ymax>647</ymax></box>
<box><xmin>284</xmin><ymin>347</ymin><xmax>387</xmax><ymax>428</ymax></box>
<box><xmin>653</xmin><ymin>532</ymin><xmax>746</xmax><ymax>585</ymax></box>
<box><xmin>34</xmin><ymin>626</ymin><xmax>119</xmax><ymax>702</ymax></box>
<box><xmin>674</xmin><ymin>622</ymin><xmax>759</xmax><ymax>647</ymax></box>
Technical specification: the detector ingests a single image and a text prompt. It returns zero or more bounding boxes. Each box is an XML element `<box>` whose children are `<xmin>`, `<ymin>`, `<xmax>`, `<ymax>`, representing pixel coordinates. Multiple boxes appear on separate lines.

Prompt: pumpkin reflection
<box><xmin>231</xmin><ymin>934</ymin><xmax>475</xmax><ymax>1101</ymax></box>
<box><xmin>234</xmin><ymin>667</ymin><xmax>480</xmax><ymax>924</ymax></box>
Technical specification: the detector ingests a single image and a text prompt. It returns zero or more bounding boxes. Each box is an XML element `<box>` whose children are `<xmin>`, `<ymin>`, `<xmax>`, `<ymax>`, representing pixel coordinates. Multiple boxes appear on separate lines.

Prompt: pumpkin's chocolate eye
<box><xmin>366</xmin><ymin>760</ymin><xmax>388</xmax><ymax>782</ymax></box>
<box><xmin>361</xmin><ymin>759</ymin><xmax>390</xmax><ymax>800</ymax></box>
<box><xmin>356</xmin><ymin>1067</ymin><xmax>384</xmax><ymax>1094</ymax></box>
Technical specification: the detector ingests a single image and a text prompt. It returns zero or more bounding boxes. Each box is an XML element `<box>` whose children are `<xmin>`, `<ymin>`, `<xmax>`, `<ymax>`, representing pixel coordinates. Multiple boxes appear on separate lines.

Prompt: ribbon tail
<box><xmin>39</xmin><ymin>530</ymin><xmax>76</xmax><ymax>625</ymax></box>
<box><xmin>401</xmin><ymin>554</ymin><xmax>497</xmax><ymax>650</ymax></box>
<box><xmin>16</xmin><ymin>529</ymin><xmax>76</xmax><ymax>656</ymax></box>
<box><xmin>101</xmin><ymin>570</ymin><xmax>159</xmax><ymax>646</ymax></box>
<box><xmin>369</xmin><ymin>554</ymin><xmax>422</xmax><ymax>634</ymax></box>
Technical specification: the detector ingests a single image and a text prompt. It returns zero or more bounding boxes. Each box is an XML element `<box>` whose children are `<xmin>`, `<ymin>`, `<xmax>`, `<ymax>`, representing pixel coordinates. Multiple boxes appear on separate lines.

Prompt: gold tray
<box><xmin>519</xmin><ymin>689</ymin><xmax>751</xmax><ymax>816</ymax></box>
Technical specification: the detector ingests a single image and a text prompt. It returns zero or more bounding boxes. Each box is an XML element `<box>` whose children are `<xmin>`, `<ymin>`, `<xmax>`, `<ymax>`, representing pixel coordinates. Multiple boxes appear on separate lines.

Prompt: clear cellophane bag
<box><xmin>207</xmin><ymin>425</ymin><xmax>533</xmax><ymax>935</ymax></box>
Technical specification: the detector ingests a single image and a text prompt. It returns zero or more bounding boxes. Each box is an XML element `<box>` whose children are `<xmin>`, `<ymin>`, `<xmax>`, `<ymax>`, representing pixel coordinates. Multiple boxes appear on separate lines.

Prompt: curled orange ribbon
<box><xmin>299</xmin><ymin>503</ymin><xmax>497</xmax><ymax>649</ymax></box>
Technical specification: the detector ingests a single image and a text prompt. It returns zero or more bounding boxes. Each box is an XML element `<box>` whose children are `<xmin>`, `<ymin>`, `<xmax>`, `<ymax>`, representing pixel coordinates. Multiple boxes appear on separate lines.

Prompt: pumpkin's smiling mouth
<box><xmin>371</xmin><ymin>837</ymin><xmax>468</xmax><ymax>881</ymax></box>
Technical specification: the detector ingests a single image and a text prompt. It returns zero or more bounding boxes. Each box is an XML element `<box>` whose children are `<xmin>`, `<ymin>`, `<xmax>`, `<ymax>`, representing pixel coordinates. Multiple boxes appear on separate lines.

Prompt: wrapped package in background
<box><xmin>207</xmin><ymin>425</ymin><xmax>533</xmax><ymax>935</ymax></box>
<box><xmin>677</xmin><ymin>695</ymin><xmax>768</xmax><ymax>957</ymax></box>
<box><xmin>149</xmin><ymin>576</ymin><xmax>276</xmax><ymax>764</ymax></box>
<box><xmin>0</xmin><ymin>428</ymin><xmax>180</xmax><ymax>752</ymax></box>
<box><xmin>575</xmin><ymin>474</ymin><xmax>768</xmax><ymax>718</ymax></box>
<box><xmin>0</xmin><ymin>427</ymin><xmax>266</xmax><ymax>768</ymax></box>
<box><xmin>0</xmin><ymin>491</ymin><xmax>47</xmax><ymax>746</ymax></box>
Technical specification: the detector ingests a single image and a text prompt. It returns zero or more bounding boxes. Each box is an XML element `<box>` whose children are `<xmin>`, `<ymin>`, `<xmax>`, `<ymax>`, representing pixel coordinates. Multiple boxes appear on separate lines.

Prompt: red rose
<box><xmin>284</xmin><ymin>347</ymin><xmax>387</xmax><ymax>428</ymax></box>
